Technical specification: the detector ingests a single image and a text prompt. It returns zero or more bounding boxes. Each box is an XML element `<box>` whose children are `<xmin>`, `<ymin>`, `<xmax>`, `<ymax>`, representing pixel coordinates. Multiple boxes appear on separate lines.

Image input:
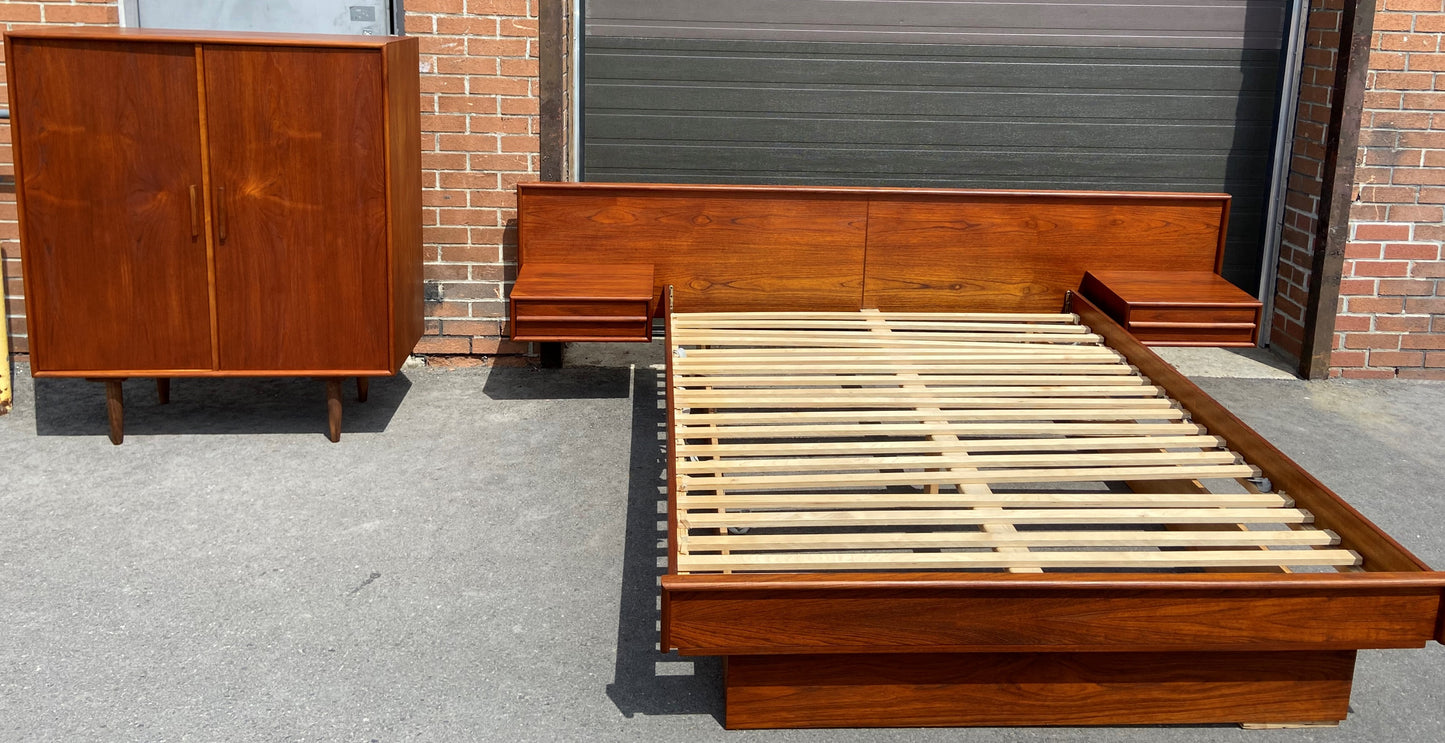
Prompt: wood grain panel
<box><xmin>664</xmin><ymin>585</ymin><xmax>1440</xmax><ymax>654</ymax></box>
<box><xmin>517</xmin><ymin>184</ymin><xmax>867</xmax><ymax>312</ymax></box>
<box><xmin>9</xmin><ymin>39</ymin><xmax>213</xmax><ymax>373</ymax></box>
<box><xmin>205</xmin><ymin>45</ymin><xmax>390</xmax><ymax>372</ymax></box>
<box><xmin>724</xmin><ymin>651</ymin><xmax>1353</xmax><ymax>728</ymax></box>
<box><xmin>519</xmin><ymin>184</ymin><xmax>1228</xmax><ymax>314</ymax></box>
<box><xmin>384</xmin><ymin>37</ymin><xmax>424</xmax><ymax>370</ymax></box>
<box><xmin>863</xmin><ymin>195</ymin><xmax>1229</xmax><ymax>311</ymax></box>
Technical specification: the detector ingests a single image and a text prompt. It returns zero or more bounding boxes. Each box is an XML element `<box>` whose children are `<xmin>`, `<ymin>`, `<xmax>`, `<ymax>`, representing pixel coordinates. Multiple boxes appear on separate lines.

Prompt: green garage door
<box><xmin>583</xmin><ymin>0</ymin><xmax>1292</xmax><ymax>290</ymax></box>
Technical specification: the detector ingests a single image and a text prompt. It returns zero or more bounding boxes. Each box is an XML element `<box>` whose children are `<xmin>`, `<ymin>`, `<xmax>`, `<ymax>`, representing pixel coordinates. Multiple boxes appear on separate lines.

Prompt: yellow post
<box><xmin>0</xmin><ymin>278</ymin><xmax>11</xmax><ymax>415</ymax></box>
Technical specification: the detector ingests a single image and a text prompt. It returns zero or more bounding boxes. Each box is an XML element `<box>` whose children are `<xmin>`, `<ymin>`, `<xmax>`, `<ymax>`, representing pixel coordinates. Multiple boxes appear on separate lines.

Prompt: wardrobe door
<box><xmin>203</xmin><ymin>45</ymin><xmax>390</xmax><ymax>372</ymax></box>
<box><xmin>10</xmin><ymin>39</ymin><xmax>213</xmax><ymax>373</ymax></box>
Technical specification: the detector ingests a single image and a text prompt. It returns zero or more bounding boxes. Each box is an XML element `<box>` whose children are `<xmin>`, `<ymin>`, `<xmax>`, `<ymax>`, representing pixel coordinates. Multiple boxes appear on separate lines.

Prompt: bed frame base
<box><xmin>723</xmin><ymin>650</ymin><xmax>1355</xmax><ymax>729</ymax></box>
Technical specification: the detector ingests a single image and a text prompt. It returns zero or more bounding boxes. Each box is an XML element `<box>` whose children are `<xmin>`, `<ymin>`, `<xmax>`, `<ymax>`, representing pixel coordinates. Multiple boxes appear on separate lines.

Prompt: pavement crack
<box><xmin>347</xmin><ymin>571</ymin><xmax>382</xmax><ymax>596</ymax></box>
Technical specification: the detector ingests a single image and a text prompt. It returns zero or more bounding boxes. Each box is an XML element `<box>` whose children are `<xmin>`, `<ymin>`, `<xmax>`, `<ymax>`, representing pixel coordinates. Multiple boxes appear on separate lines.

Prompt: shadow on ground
<box><xmin>481</xmin><ymin>365</ymin><xmax>632</xmax><ymax>400</ymax></box>
<box><xmin>32</xmin><ymin>374</ymin><xmax>410</xmax><ymax>439</ymax></box>
<box><xmin>606</xmin><ymin>366</ymin><xmax>724</xmax><ymax>723</ymax></box>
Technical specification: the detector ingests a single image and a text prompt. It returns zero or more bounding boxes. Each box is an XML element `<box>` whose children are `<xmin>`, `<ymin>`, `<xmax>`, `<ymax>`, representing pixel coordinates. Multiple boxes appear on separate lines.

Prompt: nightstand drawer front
<box><xmin>1127</xmin><ymin>322</ymin><xmax>1256</xmax><ymax>346</ymax></box>
<box><xmin>512</xmin><ymin>299</ymin><xmax>653</xmax><ymax>318</ymax></box>
<box><xmin>1130</xmin><ymin>306</ymin><xmax>1259</xmax><ymax>325</ymax></box>
<box><xmin>512</xmin><ymin>316</ymin><xmax>653</xmax><ymax>341</ymax></box>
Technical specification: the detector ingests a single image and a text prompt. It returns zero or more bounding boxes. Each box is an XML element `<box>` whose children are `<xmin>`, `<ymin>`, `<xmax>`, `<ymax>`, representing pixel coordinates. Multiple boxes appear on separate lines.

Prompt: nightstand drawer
<box><xmin>510</xmin><ymin>263</ymin><xmax>656</xmax><ymax>342</ymax></box>
<box><xmin>1080</xmin><ymin>270</ymin><xmax>1262</xmax><ymax>347</ymax></box>
<box><xmin>1129</xmin><ymin>306</ymin><xmax>1260</xmax><ymax>325</ymax></box>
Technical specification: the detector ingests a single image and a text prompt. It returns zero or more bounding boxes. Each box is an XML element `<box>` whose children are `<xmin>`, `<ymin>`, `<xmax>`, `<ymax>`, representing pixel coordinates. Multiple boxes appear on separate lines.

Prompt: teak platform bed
<box><xmin>515</xmin><ymin>183</ymin><xmax>1445</xmax><ymax>729</ymax></box>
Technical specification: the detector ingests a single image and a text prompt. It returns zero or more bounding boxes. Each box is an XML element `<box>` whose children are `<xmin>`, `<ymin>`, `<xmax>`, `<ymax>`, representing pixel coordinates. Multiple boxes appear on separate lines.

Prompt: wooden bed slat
<box><xmin>676</xmin><ymin>347</ymin><xmax>1122</xmax><ymax>361</ymax></box>
<box><xmin>676</xmin><ymin>450</ymin><xmax>1241</xmax><ymax>475</ymax></box>
<box><xmin>676</xmin><ymin>434</ymin><xmax>1227</xmax><ymax>457</ymax></box>
<box><xmin>674</xmin><ymin>421</ymin><xmax>1209</xmax><ymax>439</ymax></box>
<box><xmin>677</xmin><ymin>490</ymin><xmax>1291</xmax><ymax>509</ymax></box>
<box><xmin>674</xmin><ymin>374</ymin><xmax>1149</xmax><ymax>387</ymax></box>
<box><xmin>672</xmin><ymin>329</ymin><xmax>1100</xmax><ymax>344</ymax></box>
<box><xmin>679</xmin><ymin>507</ymin><xmax>1310</xmax><ymax>528</ymax></box>
<box><xmin>676</xmin><ymin>549</ymin><xmax>1360</xmax><ymax>572</ymax></box>
<box><xmin>678</xmin><ymin>385</ymin><xmax>1165</xmax><ymax>400</ymax></box>
<box><xmin>683</xmin><ymin>528</ymin><xmax>1330</xmax><ymax>551</ymax></box>
<box><xmin>674</xmin><ymin>311</ymin><xmax>1080</xmax><ymax>323</ymax></box>
<box><xmin>673</xmin><ymin>363</ymin><xmax>1137</xmax><ymax>375</ymax></box>
<box><xmin>676</xmin><ymin>409</ymin><xmax>1189</xmax><ymax>425</ymax></box>
<box><xmin>683</xmin><ymin>464</ymin><xmax>1261</xmax><ymax>491</ymax></box>
<box><xmin>671</xmin><ymin>318</ymin><xmax>1094</xmax><ymax>333</ymax></box>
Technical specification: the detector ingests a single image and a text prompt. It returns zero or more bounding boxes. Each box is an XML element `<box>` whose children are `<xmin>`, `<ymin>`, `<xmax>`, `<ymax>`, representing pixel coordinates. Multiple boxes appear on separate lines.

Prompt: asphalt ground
<box><xmin>1</xmin><ymin>358</ymin><xmax>1442</xmax><ymax>742</ymax></box>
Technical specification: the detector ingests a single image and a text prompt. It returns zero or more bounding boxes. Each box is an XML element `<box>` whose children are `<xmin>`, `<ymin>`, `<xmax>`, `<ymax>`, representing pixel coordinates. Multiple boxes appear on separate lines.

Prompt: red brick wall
<box><xmin>1271</xmin><ymin>0</ymin><xmax>1347</xmax><ymax>364</ymax></box>
<box><xmin>1336</xmin><ymin>0</ymin><xmax>1445</xmax><ymax>378</ymax></box>
<box><xmin>0</xmin><ymin>0</ymin><xmax>541</xmax><ymax>363</ymax></box>
<box><xmin>406</xmin><ymin>0</ymin><xmax>539</xmax><ymax>360</ymax></box>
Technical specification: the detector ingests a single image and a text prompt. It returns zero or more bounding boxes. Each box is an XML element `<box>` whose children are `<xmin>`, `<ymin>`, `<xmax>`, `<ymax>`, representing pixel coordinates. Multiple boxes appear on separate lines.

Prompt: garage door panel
<box><xmin>589</xmin><ymin>0</ymin><xmax>1285</xmax><ymax>49</ymax></box>
<box><xmin>584</xmin><ymin>1</ymin><xmax>1291</xmax><ymax>290</ymax></box>
<box><xmin>587</xmin><ymin>44</ymin><xmax>1281</xmax><ymax>93</ymax></box>
<box><xmin>588</xmin><ymin>114</ymin><xmax>1274</xmax><ymax>152</ymax></box>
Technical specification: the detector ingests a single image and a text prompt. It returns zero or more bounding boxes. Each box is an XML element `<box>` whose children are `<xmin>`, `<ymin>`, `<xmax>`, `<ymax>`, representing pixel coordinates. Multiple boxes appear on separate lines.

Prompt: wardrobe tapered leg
<box><xmin>357</xmin><ymin>377</ymin><xmax>369</xmax><ymax>403</ymax></box>
<box><xmin>325</xmin><ymin>379</ymin><xmax>343</xmax><ymax>442</ymax></box>
<box><xmin>105</xmin><ymin>380</ymin><xmax>124</xmax><ymax>445</ymax></box>
<box><xmin>156</xmin><ymin>378</ymin><xmax>171</xmax><ymax>405</ymax></box>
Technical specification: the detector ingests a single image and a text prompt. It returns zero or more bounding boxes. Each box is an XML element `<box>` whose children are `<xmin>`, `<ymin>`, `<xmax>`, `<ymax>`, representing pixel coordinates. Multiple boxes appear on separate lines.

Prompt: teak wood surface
<box><xmin>6</xmin><ymin>28</ymin><xmax>423</xmax><ymax>379</ymax></box>
<box><xmin>6</xmin><ymin>29</ymin><xmax>424</xmax><ymax>440</ymax></box>
<box><xmin>1080</xmin><ymin>270</ymin><xmax>1263</xmax><ymax>346</ymax></box>
<box><xmin>659</xmin><ymin>300</ymin><xmax>1445</xmax><ymax>728</ymax></box>
<box><xmin>510</xmin><ymin>263</ymin><xmax>657</xmax><ymax>342</ymax></box>
<box><xmin>516</xmin><ymin>182</ymin><xmax>1228</xmax><ymax>315</ymax></box>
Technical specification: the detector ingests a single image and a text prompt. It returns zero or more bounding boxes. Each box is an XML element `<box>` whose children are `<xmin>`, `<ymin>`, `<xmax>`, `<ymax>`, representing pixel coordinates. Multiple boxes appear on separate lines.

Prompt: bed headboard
<box><xmin>516</xmin><ymin>182</ymin><xmax>1229</xmax><ymax>313</ymax></box>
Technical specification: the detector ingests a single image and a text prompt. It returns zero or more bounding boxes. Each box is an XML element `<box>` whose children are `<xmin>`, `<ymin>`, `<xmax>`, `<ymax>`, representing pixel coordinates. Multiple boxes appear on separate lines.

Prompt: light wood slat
<box><xmin>672</xmin><ymin>318</ymin><xmax>1094</xmax><ymax>333</ymax></box>
<box><xmin>667</xmin><ymin>309</ymin><xmax>1335</xmax><ymax>576</ymax></box>
<box><xmin>675</xmin><ymin>311</ymin><xmax>1079</xmax><ymax>323</ymax></box>
<box><xmin>676</xmin><ymin>435</ymin><xmax>1227</xmax><ymax>458</ymax></box>
<box><xmin>675</xmin><ymin>549</ymin><xmax>1360</xmax><ymax>573</ymax></box>
<box><xmin>674</xmin><ymin>374</ymin><xmax>1148</xmax><ymax>387</ymax></box>
<box><xmin>677</xmin><ymin>388</ymin><xmax>1166</xmax><ymax>405</ymax></box>
<box><xmin>672</xmin><ymin>331</ymin><xmax>1101</xmax><ymax>347</ymax></box>
<box><xmin>678</xmin><ymin>490</ymin><xmax>1291</xmax><ymax>509</ymax></box>
<box><xmin>856</xmin><ymin>310</ymin><xmax>1046</xmax><ymax>575</ymax></box>
<box><xmin>680</xmin><ymin>507</ymin><xmax>1311</xmax><ymax>529</ymax></box>
<box><xmin>677</xmin><ymin>347</ymin><xmax>1120</xmax><ymax>360</ymax></box>
<box><xmin>680</xmin><ymin>463</ymin><xmax>1261</xmax><ymax>491</ymax></box>
<box><xmin>676</xmin><ymin>450</ymin><xmax>1241</xmax><ymax>475</ymax></box>
<box><xmin>684</xmin><ymin>528</ymin><xmax>1334</xmax><ymax>551</ymax></box>
<box><xmin>674</xmin><ymin>363</ymin><xmax>1136</xmax><ymax>376</ymax></box>
<box><xmin>675</xmin><ymin>421</ymin><xmax>1209</xmax><ymax>439</ymax></box>
<box><xmin>676</xmin><ymin>408</ymin><xmax>1189</xmax><ymax>425</ymax></box>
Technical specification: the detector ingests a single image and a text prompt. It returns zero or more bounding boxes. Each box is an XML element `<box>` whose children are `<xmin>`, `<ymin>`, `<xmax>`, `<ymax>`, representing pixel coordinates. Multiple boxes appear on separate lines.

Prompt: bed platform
<box><xmin>514</xmin><ymin>182</ymin><xmax>1445</xmax><ymax>729</ymax></box>
<box><xmin>663</xmin><ymin>297</ymin><xmax>1445</xmax><ymax>728</ymax></box>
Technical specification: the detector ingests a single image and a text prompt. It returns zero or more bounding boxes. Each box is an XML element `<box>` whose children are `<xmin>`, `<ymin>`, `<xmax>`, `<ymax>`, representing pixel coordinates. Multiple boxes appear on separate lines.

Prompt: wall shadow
<box><xmin>605</xmin><ymin>366</ymin><xmax>724</xmax><ymax>723</ymax></box>
<box><xmin>480</xmin><ymin>365</ymin><xmax>631</xmax><ymax>400</ymax></box>
<box><xmin>32</xmin><ymin>373</ymin><xmax>410</xmax><ymax>438</ymax></box>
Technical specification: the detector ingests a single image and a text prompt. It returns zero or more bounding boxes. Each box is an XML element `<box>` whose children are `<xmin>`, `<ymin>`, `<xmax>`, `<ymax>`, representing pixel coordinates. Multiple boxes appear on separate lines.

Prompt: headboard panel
<box><xmin>517</xmin><ymin>183</ymin><xmax>1229</xmax><ymax>313</ymax></box>
<box><xmin>863</xmin><ymin>192</ymin><xmax>1229</xmax><ymax>312</ymax></box>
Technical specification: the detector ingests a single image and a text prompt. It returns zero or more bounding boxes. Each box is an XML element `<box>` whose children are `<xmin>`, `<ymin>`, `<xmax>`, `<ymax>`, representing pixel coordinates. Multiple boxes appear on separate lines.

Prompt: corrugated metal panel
<box><xmin>587</xmin><ymin>0</ymin><xmax>1287</xmax><ymax>48</ymax></box>
<box><xmin>583</xmin><ymin>2</ymin><xmax>1288</xmax><ymax>288</ymax></box>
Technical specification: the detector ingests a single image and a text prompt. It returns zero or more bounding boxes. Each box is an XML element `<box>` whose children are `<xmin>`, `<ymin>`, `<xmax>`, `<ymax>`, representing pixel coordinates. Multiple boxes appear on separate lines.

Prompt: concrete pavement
<box><xmin>1</xmin><ymin>356</ymin><xmax>1442</xmax><ymax>742</ymax></box>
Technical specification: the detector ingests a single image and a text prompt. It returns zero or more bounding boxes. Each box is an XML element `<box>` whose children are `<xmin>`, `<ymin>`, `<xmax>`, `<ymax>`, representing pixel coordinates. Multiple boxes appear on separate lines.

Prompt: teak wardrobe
<box><xmin>5</xmin><ymin>28</ymin><xmax>423</xmax><ymax>442</ymax></box>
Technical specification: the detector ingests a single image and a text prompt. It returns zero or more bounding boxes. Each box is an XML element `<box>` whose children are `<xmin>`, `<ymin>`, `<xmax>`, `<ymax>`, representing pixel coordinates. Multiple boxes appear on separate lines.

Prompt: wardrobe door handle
<box><xmin>189</xmin><ymin>185</ymin><xmax>200</xmax><ymax>238</ymax></box>
<box><xmin>215</xmin><ymin>186</ymin><xmax>227</xmax><ymax>242</ymax></box>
